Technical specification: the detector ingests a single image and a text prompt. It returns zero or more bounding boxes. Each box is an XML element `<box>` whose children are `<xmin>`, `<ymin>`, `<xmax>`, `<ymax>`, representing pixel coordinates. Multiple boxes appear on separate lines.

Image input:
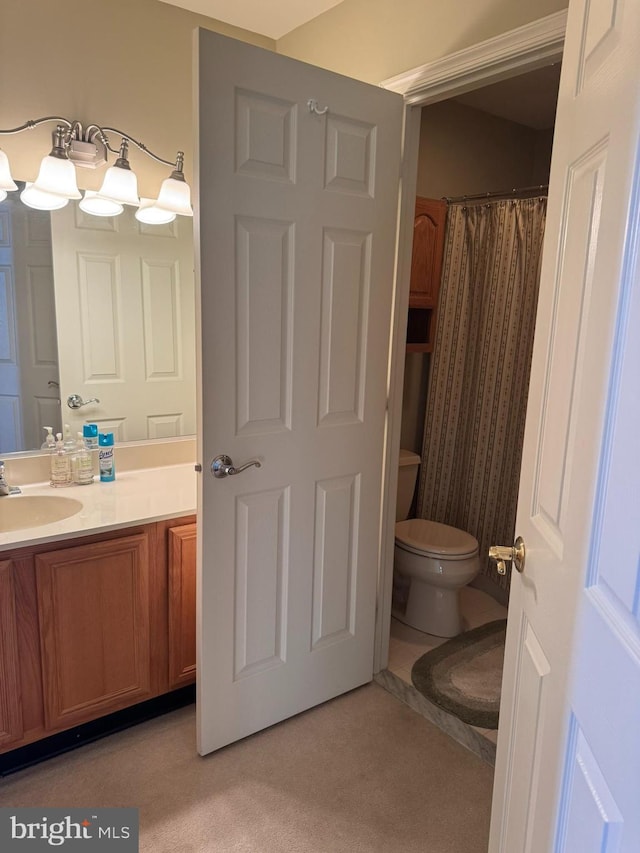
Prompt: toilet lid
<box><xmin>395</xmin><ymin>519</ymin><xmax>478</xmax><ymax>559</ymax></box>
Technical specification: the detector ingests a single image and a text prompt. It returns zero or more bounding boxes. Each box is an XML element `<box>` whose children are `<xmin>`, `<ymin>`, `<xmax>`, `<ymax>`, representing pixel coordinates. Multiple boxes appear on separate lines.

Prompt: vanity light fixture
<box><xmin>0</xmin><ymin>116</ymin><xmax>193</xmax><ymax>220</ymax></box>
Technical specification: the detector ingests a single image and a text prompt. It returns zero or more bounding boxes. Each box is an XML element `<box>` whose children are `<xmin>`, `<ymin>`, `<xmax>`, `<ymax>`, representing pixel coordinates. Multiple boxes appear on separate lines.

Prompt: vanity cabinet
<box><xmin>35</xmin><ymin>533</ymin><xmax>155</xmax><ymax>731</ymax></box>
<box><xmin>167</xmin><ymin>522</ymin><xmax>197</xmax><ymax>689</ymax></box>
<box><xmin>0</xmin><ymin>559</ymin><xmax>23</xmax><ymax>746</ymax></box>
<box><xmin>0</xmin><ymin>515</ymin><xmax>197</xmax><ymax>755</ymax></box>
<box><xmin>407</xmin><ymin>196</ymin><xmax>447</xmax><ymax>352</ymax></box>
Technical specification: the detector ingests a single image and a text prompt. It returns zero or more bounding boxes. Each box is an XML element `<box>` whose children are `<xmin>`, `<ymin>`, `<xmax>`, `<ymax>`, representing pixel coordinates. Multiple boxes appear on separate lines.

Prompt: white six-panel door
<box><xmin>196</xmin><ymin>30</ymin><xmax>402</xmax><ymax>754</ymax></box>
<box><xmin>489</xmin><ymin>0</ymin><xmax>640</xmax><ymax>849</ymax></box>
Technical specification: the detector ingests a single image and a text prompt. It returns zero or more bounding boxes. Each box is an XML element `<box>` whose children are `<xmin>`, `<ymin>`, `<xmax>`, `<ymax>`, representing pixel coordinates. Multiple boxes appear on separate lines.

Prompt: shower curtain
<box><xmin>416</xmin><ymin>196</ymin><xmax>547</xmax><ymax>597</ymax></box>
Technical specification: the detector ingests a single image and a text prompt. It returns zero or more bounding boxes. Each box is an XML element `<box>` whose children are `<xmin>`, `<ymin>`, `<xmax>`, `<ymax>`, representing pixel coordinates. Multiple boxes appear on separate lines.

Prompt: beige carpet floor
<box><xmin>0</xmin><ymin>684</ymin><xmax>493</xmax><ymax>852</ymax></box>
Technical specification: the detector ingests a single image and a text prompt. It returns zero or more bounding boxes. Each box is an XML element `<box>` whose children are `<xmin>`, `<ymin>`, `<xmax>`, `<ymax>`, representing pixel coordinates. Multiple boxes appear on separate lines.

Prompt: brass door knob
<box><xmin>488</xmin><ymin>536</ymin><xmax>526</xmax><ymax>575</ymax></box>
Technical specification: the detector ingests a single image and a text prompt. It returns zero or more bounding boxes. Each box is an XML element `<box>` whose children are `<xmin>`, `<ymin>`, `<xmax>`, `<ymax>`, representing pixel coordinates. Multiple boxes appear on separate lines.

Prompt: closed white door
<box><xmin>196</xmin><ymin>30</ymin><xmax>403</xmax><ymax>754</ymax></box>
<box><xmin>50</xmin><ymin>205</ymin><xmax>195</xmax><ymax>442</ymax></box>
<box><xmin>489</xmin><ymin>0</ymin><xmax>640</xmax><ymax>849</ymax></box>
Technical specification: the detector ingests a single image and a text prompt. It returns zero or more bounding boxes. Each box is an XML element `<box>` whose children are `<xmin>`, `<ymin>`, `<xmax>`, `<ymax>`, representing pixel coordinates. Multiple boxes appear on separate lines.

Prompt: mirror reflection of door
<box><xmin>0</xmin><ymin>196</ymin><xmax>60</xmax><ymax>453</ymax></box>
<box><xmin>50</xmin><ymin>204</ymin><xmax>196</xmax><ymax>443</ymax></box>
<box><xmin>0</xmin><ymin>193</ymin><xmax>197</xmax><ymax>453</ymax></box>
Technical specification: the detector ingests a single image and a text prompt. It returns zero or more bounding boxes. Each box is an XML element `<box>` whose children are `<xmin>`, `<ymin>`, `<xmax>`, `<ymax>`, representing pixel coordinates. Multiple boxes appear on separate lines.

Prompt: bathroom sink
<box><xmin>0</xmin><ymin>495</ymin><xmax>83</xmax><ymax>532</ymax></box>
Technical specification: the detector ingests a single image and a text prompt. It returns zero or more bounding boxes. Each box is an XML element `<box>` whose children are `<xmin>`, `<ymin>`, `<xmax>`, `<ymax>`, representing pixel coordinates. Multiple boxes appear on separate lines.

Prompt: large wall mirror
<box><xmin>0</xmin><ymin>186</ymin><xmax>195</xmax><ymax>454</ymax></box>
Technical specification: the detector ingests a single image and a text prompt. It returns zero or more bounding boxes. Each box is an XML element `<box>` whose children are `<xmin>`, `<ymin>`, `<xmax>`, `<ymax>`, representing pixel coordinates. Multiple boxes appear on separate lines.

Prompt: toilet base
<box><xmin>396</xmin><ymin>578</ymin><xmax>463</xmax><ymax>638</ymax></box>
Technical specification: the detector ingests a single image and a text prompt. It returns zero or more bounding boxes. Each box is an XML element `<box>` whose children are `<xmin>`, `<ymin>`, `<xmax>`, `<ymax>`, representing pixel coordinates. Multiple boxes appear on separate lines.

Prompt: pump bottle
<box><xmin>50</xmin><ymin>433</ymin><xmax>72</xmax><ymax>487</ymax></box>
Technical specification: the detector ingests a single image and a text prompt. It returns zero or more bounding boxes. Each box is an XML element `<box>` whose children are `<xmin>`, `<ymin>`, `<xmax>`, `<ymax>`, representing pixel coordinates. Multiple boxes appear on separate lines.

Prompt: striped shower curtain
<box><xmin>416</xmin><ymin>197</ymin><xmax>547</xmax><ymax>597</ymax></box>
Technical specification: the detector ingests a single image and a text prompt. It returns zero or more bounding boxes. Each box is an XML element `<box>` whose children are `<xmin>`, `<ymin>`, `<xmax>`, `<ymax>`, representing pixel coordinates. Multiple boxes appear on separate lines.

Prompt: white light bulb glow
<box><xmin>155</xmin><ymin>176</ymin><xmax>193</xmax><ymax>217</ymax></box>
<box><xmin>21</xmin><ymin>183</ymin><xmax>69</xmax><ymax>211</ymax></box>
<box><xmin>135</xmin><ymin>198</ymin><xmax>176</xmax><ymax>225</ymax></box>
<box><xmin>0</xmin><ymin>149</ymin><xmax>18</xmax><ymax>192</ymax></box>
<box><xmin>79</xmin><ymin>190</ymin><xmax>124</xmax><ymax>217</ymax></box>
<box><xmin>32</xmin><ymin>155</ymin><xmax>81</xmax><ymax>199</ymax></box>
<box><xmin>97</xmin><ymin>165</ymin><xmax>139</xmax><ymax>206</ymax></box>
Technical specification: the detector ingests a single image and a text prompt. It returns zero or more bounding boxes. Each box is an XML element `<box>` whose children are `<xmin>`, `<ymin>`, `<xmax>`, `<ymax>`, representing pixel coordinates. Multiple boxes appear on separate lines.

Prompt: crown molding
<box><xmin>381</xmin><ymin>9</ymin><xmax>567</xmax><ymax>104</ymax></box>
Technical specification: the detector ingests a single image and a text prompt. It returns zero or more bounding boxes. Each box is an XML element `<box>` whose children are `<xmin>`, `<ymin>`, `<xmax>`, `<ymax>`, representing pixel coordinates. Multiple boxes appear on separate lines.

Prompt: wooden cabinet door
<box><xmin>167</xmin><ymin>523</ymin><xmax>197</xmax><ymax>689</ymax></box>
<box><xmin>410</xmin><ymin>197</ymin><xmax>447</xmax><ymax>308</ymax></box>
<box><xmin>0</xmin><ymin>560</ymin><xmax>23</xmax><ymax>746</ymax></box>
<box><xmin>35</xmin><ymin>533</ymin><xmax>154</xmax><ymax>732</ymax></box>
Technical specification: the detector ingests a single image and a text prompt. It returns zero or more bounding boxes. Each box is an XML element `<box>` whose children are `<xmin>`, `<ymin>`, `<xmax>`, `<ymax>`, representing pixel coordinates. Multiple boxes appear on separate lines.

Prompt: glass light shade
<box><xmin>21</xmin><ymin>182</ymin><xmax>69</xmax><ymax>211</ymax></box>
<box><xmin>135</xmin><ymin>197</ymin><xmax>176</xmax><ymax>225</ymax></box>
<box><xmin>155</xmin><ymin>176</ymin><xmax>193</xmax><ymax>217</ymax></box>
<box><xmin>0</xmin><ymin>149</ymin><xmax>18</xmax><ymax>192</ymax></box>
<box><xmin>80</xmin><ymin>190</ymin><xmax>124</xmax><ymax>217</ymax></box>
<box><xmin>32</xmin><ymin>154</ymin><xmax>81</xmax><ymax>199</ymax></box>
<box><xmin>97</xmin><ymin>164</ymin><xmax>139</xmax><ymax>206</ymax></box>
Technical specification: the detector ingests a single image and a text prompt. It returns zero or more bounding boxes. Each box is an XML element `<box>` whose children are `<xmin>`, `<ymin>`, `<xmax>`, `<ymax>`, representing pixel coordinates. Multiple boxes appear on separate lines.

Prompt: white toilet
<box><xmin>393</xmin><ymin>449</ymin><xmax>480</xmax><ymax>638</ymax></box>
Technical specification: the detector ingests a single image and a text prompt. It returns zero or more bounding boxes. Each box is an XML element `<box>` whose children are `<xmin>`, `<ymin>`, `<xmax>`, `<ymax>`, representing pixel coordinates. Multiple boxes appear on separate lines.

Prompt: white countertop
<box><xmin>0</xmin><ymin>463</ymin><xmax>197</xmax><ymax>552</ymax></box>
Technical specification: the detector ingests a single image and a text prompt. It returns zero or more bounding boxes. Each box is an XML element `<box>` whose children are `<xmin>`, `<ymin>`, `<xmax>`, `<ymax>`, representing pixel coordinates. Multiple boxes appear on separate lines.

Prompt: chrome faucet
<box><xmin>0</xmin><ymin>462</ymin><xmax>21</xmax><ymax>496</ymax></box>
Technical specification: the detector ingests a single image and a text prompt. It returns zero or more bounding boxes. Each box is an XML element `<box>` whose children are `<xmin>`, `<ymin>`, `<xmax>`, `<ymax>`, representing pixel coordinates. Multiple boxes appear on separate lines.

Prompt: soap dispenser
<box><xmin>50</xmin><ymin>433</ymin><xmax>72</xmax><ymax>488</ymax></box>
<box><xmin>63</xmin><ymin>423</ymin><xmax>76</xmax><ymax>453</ymax></box>
<box><xmin>41</xmin><ymin>426</ymin><xmax>56</xmax><ymax>450</ymax></box>
<box><xmin>72</xmin><ymin>431</ymin><xmax>94</xmax><ymax>485</ymax></box>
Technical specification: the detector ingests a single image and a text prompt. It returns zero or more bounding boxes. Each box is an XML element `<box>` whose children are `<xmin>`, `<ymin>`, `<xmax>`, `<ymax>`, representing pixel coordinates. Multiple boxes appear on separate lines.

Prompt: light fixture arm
<box><xmin>96</xmin><ymin>125</ymin><xmax>178</xmax><ymax>169</ymax></box>
<box><xmin>0</xmin><ymin>116</ymin><xmax>73</xmax><ymax>135</ymax></box>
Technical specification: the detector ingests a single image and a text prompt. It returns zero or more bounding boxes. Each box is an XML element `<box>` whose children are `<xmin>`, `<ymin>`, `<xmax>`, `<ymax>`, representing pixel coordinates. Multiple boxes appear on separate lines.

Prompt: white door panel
<box><xmin>490</xmin><ymin>0</ymin><xmax>640</xmax><ymax>849</ymax></box>
<box><xmin>196</xmin><ymin>30</ymin><xmax>402</xmax><ymax>754</ymax></box>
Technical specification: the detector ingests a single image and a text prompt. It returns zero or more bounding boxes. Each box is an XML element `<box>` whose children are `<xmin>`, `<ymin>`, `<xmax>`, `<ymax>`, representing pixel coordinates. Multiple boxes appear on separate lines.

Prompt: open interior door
<box><xmin>490</xmin><ymin>0</ymin><xmax>640</xmax><ymax>849</ymax></box>
<box><xmin>195</xmin><ymin>31</ymin><xmax>403</xmax><ymax>754</ymax></box>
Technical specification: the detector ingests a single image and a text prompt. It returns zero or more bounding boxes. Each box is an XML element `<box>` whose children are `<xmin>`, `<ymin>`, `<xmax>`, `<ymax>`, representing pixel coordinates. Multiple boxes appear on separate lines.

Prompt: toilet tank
<box><xmin>396</xmin><ymin>449</ymin><xmax>421</xmax><ymax>522</ymax></box>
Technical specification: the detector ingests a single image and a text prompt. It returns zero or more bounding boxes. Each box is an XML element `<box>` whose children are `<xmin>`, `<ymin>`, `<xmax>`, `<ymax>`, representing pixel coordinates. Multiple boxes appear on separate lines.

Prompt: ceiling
<box><xmin>157</xmin><ymin>0</ymin><xmax>345</xmax><ymax>39</ymax></box>
<box><xmin>453</xmin><ymin>64</ymin><xmax>562</xmax><ymax>130</ymax></box>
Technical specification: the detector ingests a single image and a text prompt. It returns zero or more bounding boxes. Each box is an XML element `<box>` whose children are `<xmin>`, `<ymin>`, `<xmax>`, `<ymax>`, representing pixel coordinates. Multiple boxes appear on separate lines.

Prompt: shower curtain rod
<box><xmin>444</xmin><ymin>184</ymin><xmax>548</xmax><ymax>203</ymax></box>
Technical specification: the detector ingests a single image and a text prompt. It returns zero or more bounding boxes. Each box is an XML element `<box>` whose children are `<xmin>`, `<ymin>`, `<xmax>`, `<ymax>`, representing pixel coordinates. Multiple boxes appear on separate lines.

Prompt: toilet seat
<box><xmin>395</xmin><ymin>519</ymin><xmax>478</xmax><ymax>560</ymax></box>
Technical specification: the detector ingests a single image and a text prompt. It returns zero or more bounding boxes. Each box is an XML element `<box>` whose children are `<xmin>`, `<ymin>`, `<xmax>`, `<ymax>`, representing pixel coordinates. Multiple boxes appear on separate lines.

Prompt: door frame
<box><xmin>374</xmin><ymin>9</ymin><xmax>567</xmax><ymax>672</ymax></box>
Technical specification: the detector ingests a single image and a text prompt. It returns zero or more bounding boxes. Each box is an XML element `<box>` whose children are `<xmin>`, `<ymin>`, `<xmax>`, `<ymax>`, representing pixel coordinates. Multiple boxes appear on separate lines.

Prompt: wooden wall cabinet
<box><xmin>407</xmin><ymin>197</ymin><xmax>447</xmax><ymax>352</ymax></box>
<box><xmin>0</xmin><ymin>514</ymin><xmax>197</xmax><ymax>755</ymax></box>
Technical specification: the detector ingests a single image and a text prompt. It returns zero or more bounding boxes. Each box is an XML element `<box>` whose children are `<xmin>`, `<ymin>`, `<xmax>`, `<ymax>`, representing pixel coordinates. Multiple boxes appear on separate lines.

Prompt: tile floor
<box><xmin>387</xmin><ymin>585</ymin><xmax>508</xmax><ymax>745</ymax></box>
